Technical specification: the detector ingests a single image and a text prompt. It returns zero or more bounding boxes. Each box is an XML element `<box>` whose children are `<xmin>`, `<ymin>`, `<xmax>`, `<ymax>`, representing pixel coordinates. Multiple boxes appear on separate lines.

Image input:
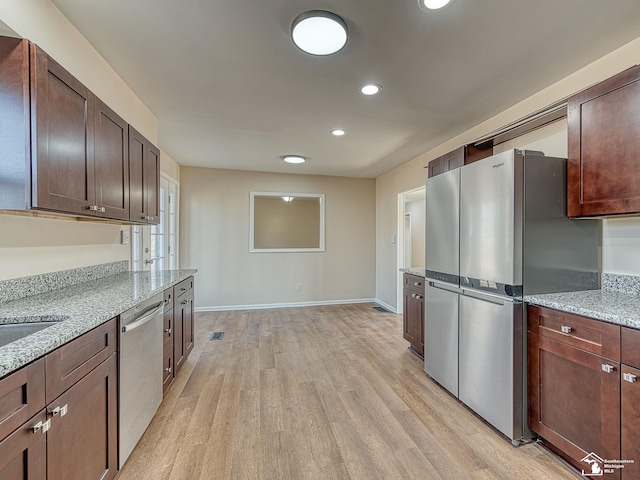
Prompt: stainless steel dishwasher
<box><xmin>119</xmin><ymin>293</ymin><xmax>164</xmax><ymax>468</ymax></box>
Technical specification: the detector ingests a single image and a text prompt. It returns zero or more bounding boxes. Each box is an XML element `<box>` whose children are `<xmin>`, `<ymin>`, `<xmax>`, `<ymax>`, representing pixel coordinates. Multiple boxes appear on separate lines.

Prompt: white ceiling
<box><xmin>51</xmin><ymin>0</ymin><xmax>640</xmax><ymax>178</ymax></box>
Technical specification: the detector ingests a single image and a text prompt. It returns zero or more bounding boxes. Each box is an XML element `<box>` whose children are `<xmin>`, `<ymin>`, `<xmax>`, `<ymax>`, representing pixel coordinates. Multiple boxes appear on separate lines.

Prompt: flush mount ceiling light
<box><xmin>283</xmin><ymin>155</ymin><xmax>306</xmax><ymax>164</ymax></box>
<box><xmin>360</xmin><ymin>83</ymin><xmax>382</xmax><ymax>95</ymax></box>
<box><xmin>281</xmin><ymin>196</ymin><xmax>294</xmax><ymax>203</ymax></box>
<box><xmin>420</xmin><ymin>0</ymin><xmax>452</xmax><ymax>10</ymax></box>
<box><xmin>330</xmin><ymin>129</ymin><xmax>346</xmax><ymax>136</ymax></box>
<box><xmin>291</xmin><ymin>10</ymin><xmax>348</xmax><ymax>56</ymax></box>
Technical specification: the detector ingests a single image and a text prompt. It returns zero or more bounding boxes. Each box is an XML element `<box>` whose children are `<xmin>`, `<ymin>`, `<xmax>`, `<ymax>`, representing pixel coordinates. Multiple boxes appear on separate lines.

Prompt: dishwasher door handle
<box><xmin>121</xmin><ymin>302</ymin><xmax>164</xmax><ymax>332</ymax></box>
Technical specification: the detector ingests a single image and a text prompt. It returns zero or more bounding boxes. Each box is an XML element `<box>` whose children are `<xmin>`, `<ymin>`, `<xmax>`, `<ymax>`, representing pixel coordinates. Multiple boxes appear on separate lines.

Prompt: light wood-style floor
<box><xmin>115</xmin><ymin>303</ymin><xmax>578</xmax><ymax>480</ymax></box>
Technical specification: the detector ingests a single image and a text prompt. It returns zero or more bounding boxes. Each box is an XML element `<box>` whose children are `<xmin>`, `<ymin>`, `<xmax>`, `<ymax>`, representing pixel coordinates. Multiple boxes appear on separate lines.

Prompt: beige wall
<box><xmin>180</xmin><ymin>167</ymin><xmax>375</xmax><ymax>309</ymax></box>
<box><xmin>0</xmin><ymin>0</ymin><xmax>161</xmax><ymax>281</ymax></box>
<box><xmin>376</xmin><ymin>36</ymin><xmax>640</xmax><ymax>310</ymax></box>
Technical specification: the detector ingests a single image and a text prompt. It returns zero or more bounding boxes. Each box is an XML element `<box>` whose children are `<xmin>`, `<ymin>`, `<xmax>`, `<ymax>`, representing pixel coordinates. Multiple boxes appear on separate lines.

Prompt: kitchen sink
<box><xmin>0</xmin><ymin>315</ymin><xmax>68</xmax><ymax>348</ymax></box>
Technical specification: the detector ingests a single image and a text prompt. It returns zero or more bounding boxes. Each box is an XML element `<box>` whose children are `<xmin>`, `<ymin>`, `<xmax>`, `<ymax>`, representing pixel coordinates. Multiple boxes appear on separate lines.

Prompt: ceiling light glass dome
<box><xmin>283</xmin><ymin>155</ymin><xmax>306</xmax><ymax>164</ymax></box>
<box><xmin>291</xmin><ymin>10</ymin><xmax>348</xmax><ymax>56</ymax></box>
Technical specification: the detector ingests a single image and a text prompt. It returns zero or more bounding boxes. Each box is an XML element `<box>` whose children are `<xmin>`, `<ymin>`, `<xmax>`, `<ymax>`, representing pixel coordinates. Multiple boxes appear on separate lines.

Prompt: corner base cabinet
<box><xmin>528</xmin><ymin>305</ymin><xmax>640</xmax><ymax>479</ymax></box>
<box><xmin>403</xmin><ymin>273</ymin><xmax>424</xmax><ymax>356</ymax></box>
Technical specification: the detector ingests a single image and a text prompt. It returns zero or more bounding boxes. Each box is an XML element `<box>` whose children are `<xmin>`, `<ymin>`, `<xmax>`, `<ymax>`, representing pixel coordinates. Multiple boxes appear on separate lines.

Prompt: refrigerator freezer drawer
<box><xmin>424</xmin><ymin>283</ymin><xmax>460</xmax><ymax>397</ymax></box>
<box><xmin>458</xmin><ymin>292</ymin><xmax>524</xmax><ymax>441</ymax></box>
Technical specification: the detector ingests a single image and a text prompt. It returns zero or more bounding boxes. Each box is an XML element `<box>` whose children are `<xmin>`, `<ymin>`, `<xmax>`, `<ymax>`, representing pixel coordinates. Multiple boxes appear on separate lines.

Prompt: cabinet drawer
<box><xmin>527</xmin><ymin>305</ymin><xmax>620</xmax><ymax>361</ymax></box>
<box><xmin>404</xmin><ymin>274</ymin><xmax>424</xmax><ymax>291</ymax></box>
<box><xmin>621</xmin><ymin>327</ymin><xmax>640</xmax><ymax>369</ymax></box>
<box><xmin>0</xmin><ymin>358</ymin><xmax>45</xmax><ymax>441</ymax></box>
<box><xmin>175</xmin><ymin>277</ymin><xmax>193</xmax><ymax>299</ymax></box>
<box><xmin>163</xmin><ymin>287</ymin><xmax>174</xmax><ymax>312</ymax></box>
<box><xmin>45</xmin><ymin>318</ymin><xmax>117</xmax><ymax>402</ymax></box>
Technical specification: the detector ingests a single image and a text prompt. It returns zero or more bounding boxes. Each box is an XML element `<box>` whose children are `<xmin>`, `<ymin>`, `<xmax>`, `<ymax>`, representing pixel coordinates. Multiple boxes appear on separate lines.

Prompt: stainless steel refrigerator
<box><xmin>424</xmin><ymin>149</ymin><xmax>598</xmax><ymax>444</ymax></box>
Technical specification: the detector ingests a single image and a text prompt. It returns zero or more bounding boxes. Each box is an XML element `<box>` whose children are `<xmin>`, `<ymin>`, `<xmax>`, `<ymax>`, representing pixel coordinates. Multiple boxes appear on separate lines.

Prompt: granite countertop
<box><xmin>400</xmin><ymin>267</ymin><xmax>426</xmax><ymax>277</ymax></box>
<box><xmin>0</xmin><ymin>269</ymin><xmax>196</xmax><ymax>378</ymax></box>
<box><xmin>524</xmin><ymin>289</ymin><xmax>640</xmax><ymax>330</ymax></box>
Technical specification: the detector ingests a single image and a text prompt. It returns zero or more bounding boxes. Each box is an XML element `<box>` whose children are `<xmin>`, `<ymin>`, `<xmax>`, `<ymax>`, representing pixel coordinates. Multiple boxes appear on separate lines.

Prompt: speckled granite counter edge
<box><xmin>399</xmin><ymin>268</ymin><xmax>426</xmax><ymax>277</ymax></box>
<box><xmin>0</xmin><ymin>269</ymin><xmax>197</xmax><ymax>378</ymax></box>
<box><xmin>0</xmin><ymin>261</ymin><xmax>129</xmax><ymax>304</ymax></box>
<box><xmin>524</xmin><ymin>288</ymin><xmax>640</xmax><ymax>330</ymax></box>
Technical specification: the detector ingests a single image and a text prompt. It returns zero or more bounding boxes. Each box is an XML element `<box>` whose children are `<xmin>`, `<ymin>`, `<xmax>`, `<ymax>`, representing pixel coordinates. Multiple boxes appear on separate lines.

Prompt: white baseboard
<box><xmin>195</xmin><ymin>298</ymin><xmax>378</xmax><ymax>312</ymax></box>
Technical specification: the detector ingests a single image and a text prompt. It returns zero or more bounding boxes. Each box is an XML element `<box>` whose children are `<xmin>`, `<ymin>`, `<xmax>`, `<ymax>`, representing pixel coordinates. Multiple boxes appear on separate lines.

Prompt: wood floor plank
<box><xmin>115</xmin><ymin>304</ymin><xmax>579</xmax><ymax>480</ymax></box>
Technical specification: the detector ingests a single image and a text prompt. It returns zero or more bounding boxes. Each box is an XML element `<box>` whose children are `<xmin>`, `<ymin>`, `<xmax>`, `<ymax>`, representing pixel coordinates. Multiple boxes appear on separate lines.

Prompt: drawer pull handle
<box><xmin>602</xmin><ymin>364</ymin><xmax>616</xmax><ymax>374</ymax></box>
<box><xmin>560</xmin><ymin>325</ymin><xmax>572</xmax><ymax>334</ymax></box>
<box><xmin>623</xmin><ymin>372</ymin><xmax>637</xmax><ymax>383</ymax></box>
<box><xmin>31</xmin><ymin>419</ymin><xmax>51</xmax><ymax>434</ymax></box>
<box><xmin>414</xmin><ymin>282</ymin><xmax>421</xmax><ymax>287</ymax></box>
<box><xmin>50</xmin><ymin>404</ymin><xmax>68</xmax><ymax>418</ymax></box>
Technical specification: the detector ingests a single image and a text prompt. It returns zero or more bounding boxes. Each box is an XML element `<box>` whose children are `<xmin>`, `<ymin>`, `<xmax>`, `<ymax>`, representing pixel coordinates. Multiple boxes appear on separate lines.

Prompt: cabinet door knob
<box><xmin>31</xmin><ymin>419</ymin><xmax>51</xmax><ymax>434</ymax></box>
<box><xmin>165</xmin><ymin>366</ymin><xmax>172</xmax><ymax>373</ymax></box>
<box><xmin>145</xmin><ymin>259</ymin><xmax>154</xmax><ymax>265</ymax></box>
<box><xmin>50</xmin><ymin>404</ymin><xmax>68</xmax><ymax>417</ymax></box>
<box><xmin>560</xmin><ymin>325</ymin><xmax>572</xmax><ymax>334</ymax></box>
<box><xmin>414</xmin><ymin>282</ymin><xmax>421</xmax><ymax>287</ymax></box>
<box><xmin>415</xmin><ymin>295</ymin><xmax>422</xmax><ymax>300</ymax></box>
<box><xmin>164</xmin><ymin>327</ymin><xmax>172</xmax><ymax>334</ymax></box>
<box><xmin>181</xmin><ymin>299</ymin><xmax>188</xmax><ymax>305</ymax></box>
<box><xmin>601</xmin><ymin>364</ymin><xmax>616</xmax><ymax>374</ymax></box>
<box><xmin>623</xmin><ymin>372</ymin><xmax>637</xmax><ymax>383</ymax></box>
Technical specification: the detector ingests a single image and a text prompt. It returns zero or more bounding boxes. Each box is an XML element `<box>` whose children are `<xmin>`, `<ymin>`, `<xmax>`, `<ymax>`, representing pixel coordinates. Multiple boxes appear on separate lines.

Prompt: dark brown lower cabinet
<box><xmin>402</xmin><ymin>273</ymin><xmax>424</xmax><ymax>356</ymax></box>
<box><xmin>0</xmin><ymin>410</ymin><xmax>47</xmax><ymax>480</ymax></box>
<box><xmin>0</xmin><ymin>318</ymin><xmax>118</xmax><ymax>480</ymax></box>
<box><xmin>622</xmin><ymin>364</ymin><xmax>640</xmax><ymax>479</ymax></box>
<box><xmin>47</xmin><ymin>354</ymin><xmax>118</xmax><ymax>480</ymax></box>
<box><xmin>164</xmin><ymin>277</ymin><xmax>195</xmax><ymax>384</ymax></box>
<box><xmin>528</xmin><ymin>305</ymin><xmax>623</xmax><ymax>479</ymax></box>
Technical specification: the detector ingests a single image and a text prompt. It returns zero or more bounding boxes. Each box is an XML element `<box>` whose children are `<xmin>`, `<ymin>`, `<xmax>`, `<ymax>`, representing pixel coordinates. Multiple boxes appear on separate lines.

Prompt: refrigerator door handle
<box><xmin>462</xmin><ymin>288</ymin><xmax>509</xmax><ymax>306</ymax></box>
<box><xmin>428</xmin><ymin>280</ymin><xmax>461</xmax><ymax>294</ymax></box>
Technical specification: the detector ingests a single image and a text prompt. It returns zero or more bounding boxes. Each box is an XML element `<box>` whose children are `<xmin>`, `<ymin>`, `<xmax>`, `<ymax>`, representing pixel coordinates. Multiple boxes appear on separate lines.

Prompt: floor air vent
<box><xmin>372</xmin><ymin>306</ymin><xmax>390</xmax><ymax>313</ymax></box>
<box><xmin>210</xmin><ymin>332</ymin><xmax>225</xmax><ymax>341</ymax></box>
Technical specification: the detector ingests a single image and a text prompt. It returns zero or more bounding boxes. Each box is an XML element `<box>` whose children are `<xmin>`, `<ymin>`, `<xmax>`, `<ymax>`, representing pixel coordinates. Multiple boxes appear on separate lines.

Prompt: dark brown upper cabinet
<box><xmin>129</xmin><ymin>126</ymin><xmax>160</xmax><ymax>224</ymax></box>
<box><xmin>30</xmin><ymin>44</ymin><xmax>96</xmax><ymax>215</ymax></box>
<box><xmin>568</xmin><ymin>65</ymin><xmax>640</xmax><ymax>218</ymax></box>
<box><xmin>426</xmin><ymin>145</ymin><xmax>492</xmax><ymax>178</ymax></box>
<box><xmin>0</xmin><ymin>35</ymin><xmax>157</xmax><ymax>224</ymax></box>
<box><xmin>94</xmin><ymin>97</ymin><xmax>130</xmax><ymax>221</ymax></box>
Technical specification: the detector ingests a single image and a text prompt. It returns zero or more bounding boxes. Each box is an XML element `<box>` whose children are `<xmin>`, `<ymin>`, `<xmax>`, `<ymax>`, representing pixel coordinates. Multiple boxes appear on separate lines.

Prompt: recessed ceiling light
<box><xmin>291</xmin><ymin>10</ymin><xmax>348</xmax><ymax>56</ymax></box>
<box><xmin>360</xmin><ymin>84</ymin><xmax>382</xmax><ymax>96</ymax></box>
<box><xmin>283</xmin><ymin>155</ymin><xmax>306</xmax><ymax>164</ymax></box>
<box><xmin>330</xmin><ymin>129</ymin><xmax>346</xmax><ymax>136</ymax></box>
<box><xmin>420</xmin><ymin>0</ymin><xmax>452</xmax><ymax>10</ymax></box>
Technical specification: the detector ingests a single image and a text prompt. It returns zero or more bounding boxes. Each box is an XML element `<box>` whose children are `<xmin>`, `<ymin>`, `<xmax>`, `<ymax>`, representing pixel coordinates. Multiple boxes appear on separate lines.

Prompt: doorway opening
<box><xmin>396</xmin><ymin>186</ymin><xmax>426</xmax><ymax>314</ymax></box>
